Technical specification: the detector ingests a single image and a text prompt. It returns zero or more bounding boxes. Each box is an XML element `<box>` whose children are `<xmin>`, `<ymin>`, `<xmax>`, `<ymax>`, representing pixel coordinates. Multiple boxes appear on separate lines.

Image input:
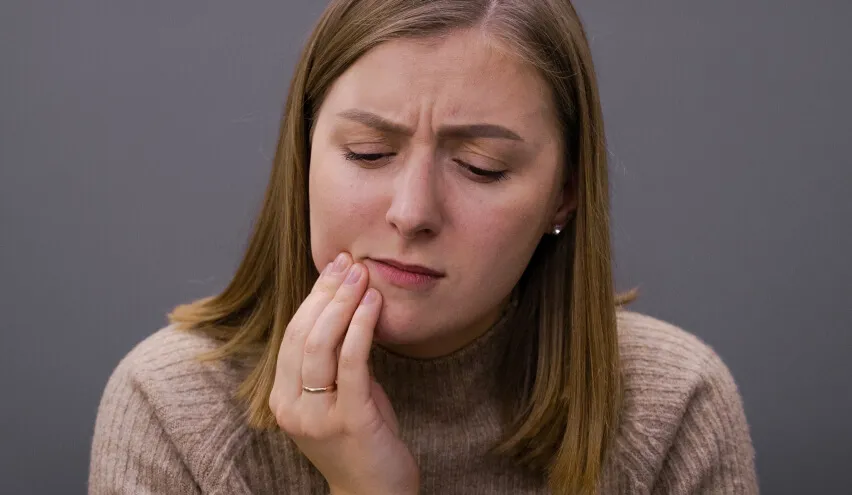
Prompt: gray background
<box><xmin>2</xmin><ymin>1</ymin><xmax>849</xmax><ymax>493</ymax></box>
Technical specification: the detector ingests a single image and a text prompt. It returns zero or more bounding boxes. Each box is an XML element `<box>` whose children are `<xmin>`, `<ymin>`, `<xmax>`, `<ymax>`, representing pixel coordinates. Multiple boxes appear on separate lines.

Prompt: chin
<box><xmin>370</xmin><ymin>295</ymin><xmax>480</xmax><ymax>359</ymax></box>
<box><xmin>372</xmin><ymin>300</ymin><xmax>435</xmax><ymax>346</ymax></box>
<box><xmin>374</xmin><ymin>298</ymin><xmax>452</xmax><ymax>345</ymax></box>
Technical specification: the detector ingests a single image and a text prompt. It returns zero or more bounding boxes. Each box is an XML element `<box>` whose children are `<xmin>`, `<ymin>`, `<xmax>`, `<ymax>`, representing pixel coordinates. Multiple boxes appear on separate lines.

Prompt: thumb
<box><xmin>370</xmin><ymin>379</ymin><xmax>401</xmax><ymax>436</ymax></box>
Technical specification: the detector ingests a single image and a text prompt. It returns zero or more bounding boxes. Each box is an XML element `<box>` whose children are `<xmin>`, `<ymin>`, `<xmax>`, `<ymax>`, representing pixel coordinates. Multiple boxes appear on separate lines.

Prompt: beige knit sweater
<box><xmin>89</xmin><ymin>310</ymin><xmax>758</xmax><ymax>494</ymax></box>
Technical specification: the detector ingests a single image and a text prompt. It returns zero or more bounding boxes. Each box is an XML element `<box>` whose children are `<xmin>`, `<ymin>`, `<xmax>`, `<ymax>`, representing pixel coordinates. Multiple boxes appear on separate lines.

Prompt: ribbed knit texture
<box><xmin>89</xmin><ymin>310</ymin><xmax>758</xmax><ymax>494</ymax></box>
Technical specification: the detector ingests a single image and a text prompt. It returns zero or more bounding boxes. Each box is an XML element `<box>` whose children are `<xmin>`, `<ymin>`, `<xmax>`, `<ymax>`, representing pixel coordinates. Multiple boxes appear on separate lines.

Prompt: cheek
<box><xmin>453</xmin><ymin>198</ymin><xmax>545</xmax><ymax>284</ymax></box>
<box><xmin>309</xmin><ymin>157</ymin><xmax>379</xmax><ymax>268</ymax></box>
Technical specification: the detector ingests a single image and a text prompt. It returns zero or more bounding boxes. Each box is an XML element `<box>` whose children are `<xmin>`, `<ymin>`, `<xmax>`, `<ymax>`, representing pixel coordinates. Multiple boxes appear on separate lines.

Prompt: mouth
<box><xmin>370</xmin><ymin>258</ymin><xmax>445</xmax><ymax>277</ymax></box>
<box><xmin>366</xmin><ymin>258</ymin><xmax>445</xmax><ymax>291</ymax></box>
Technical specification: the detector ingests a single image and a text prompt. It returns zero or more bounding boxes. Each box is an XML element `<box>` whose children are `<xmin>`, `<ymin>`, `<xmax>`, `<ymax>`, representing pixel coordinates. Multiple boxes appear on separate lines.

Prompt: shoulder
<box><xmin>609</xmin><ymin>310</ymin><xmax>756</xmax><ymax>489</ymax></box>
<box><xmin>108</xmin><ymin>324</ymin><xmax>242</xmax><ymax>391</ymax></box>
<box><xmin>102</xmin><ymin>324</ymin><xmax>248</xmax><ymax>416</ymax></box>
<box><xmin>615</xmin><ymin>309</ymin><xmax>727</xmax><ymax>381</ymax></box>
<box><xmin>104</xmin><ymin>322</ymin><xmax>251</xmax><ymax>431</ymax></box>
<box><xmin>94</xmin><ymin>324</ymin><xmax>253</xmax><ymax>490</ymax></box>
<box><xmin>615</xmin><ymin>309</ymin><xmax>744</xmax><ymax>422</ymax></box>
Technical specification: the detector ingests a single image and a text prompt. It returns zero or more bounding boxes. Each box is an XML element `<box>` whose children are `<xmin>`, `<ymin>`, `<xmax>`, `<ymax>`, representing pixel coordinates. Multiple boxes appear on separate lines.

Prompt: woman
<box><xmin>89</xmin><ymin>1</ymin><xmax>758</xmax><ymax>494</ymax></box>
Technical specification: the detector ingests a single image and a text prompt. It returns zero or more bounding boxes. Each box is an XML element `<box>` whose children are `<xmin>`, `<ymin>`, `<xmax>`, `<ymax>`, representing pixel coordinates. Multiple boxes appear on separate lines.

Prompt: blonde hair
<box><xmin>169</xmin><ymin>1</ymin><xmax>638</xmax><ymax>493</ymax></box>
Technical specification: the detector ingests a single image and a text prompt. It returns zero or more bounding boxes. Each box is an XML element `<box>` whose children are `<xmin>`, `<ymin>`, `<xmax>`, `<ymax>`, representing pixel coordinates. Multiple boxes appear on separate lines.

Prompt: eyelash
<box><xmin>342</xmin><ymin>151</ymin><xmax>508</xmax><ymax>182</ymax></box>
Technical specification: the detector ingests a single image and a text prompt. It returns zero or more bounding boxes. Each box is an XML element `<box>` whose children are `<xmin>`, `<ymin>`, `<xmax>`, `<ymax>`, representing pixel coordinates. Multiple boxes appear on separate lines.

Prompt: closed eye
<box><xmin>343</xmin><ymin>151</ymin><xmax>508</xmax><ymax>182</ymax></box>
<box><xmin>343</xmin><ymin>151</ymin><xmax>392</xmax><ymax>162</ymax></box>
<box><xmin>454</xmin><ymin>159</ymin><xmax>508</xmax><ymax>182</ymax></box>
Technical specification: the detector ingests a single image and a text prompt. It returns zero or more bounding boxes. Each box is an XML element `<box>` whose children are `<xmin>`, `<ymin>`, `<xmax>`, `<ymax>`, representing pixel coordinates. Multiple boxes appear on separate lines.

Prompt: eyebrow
<box><xmin>336</xmin><ymin>109</ymin><xmax>524</xmax><ymax>142</ymax></box>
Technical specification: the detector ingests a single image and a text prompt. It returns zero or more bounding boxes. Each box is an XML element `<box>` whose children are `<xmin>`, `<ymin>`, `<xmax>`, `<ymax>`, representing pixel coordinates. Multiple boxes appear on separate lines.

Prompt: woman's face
<box><xmin>308</xmin><ymin>28</ymin><xmax>575</xmax><ymax>358</ymax></box>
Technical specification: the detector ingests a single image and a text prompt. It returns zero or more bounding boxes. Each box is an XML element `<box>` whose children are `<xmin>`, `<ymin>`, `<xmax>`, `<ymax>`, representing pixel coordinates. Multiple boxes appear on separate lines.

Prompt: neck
<box><xmin>369</xmin><ymin>294</ymin><xmax>519</xmax><ymax>416</ymax></box>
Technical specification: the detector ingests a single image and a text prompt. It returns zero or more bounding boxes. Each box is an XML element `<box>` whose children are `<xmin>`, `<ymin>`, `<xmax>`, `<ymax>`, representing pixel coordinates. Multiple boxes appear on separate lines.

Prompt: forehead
<box><xmin>320</xmin><ymin>29</ymin><xmax>557</xmax><ymax>141</ymax></box>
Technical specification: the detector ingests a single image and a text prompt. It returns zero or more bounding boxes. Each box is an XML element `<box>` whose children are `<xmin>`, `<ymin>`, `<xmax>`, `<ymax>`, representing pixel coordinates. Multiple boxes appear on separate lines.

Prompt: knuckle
<box><xmin>282</xmin><ymin>326</ymin><xmax>301</xmax><ymax>346</ymax></box>
<box><xmin>271</xmin><ymin>404</ymin><xmax>295</xmax><ymax>431</ymax></box>
<box><xmin>283</xmin><ymin>319</ymin><xmax>309</xmax><ymax>344</ymax></box>
<box><xmin>340</xmin><ymin>409</ymin><xmax>382</xmax><ymax>437</ymax></box>
<box><xmin>272</xmin><ymin>400</ymin><xmax>346</xmax><ymax>438</ymax></box>
<box><xmin>333</xmin><ymin>284</ymin><xmax>357</xmax><ymax>304</ymax></box>
<box><xmin>303</xmin><ymin>327</ymin><xmax>346</xmax><ymax>358</ymax></box>
<box><xmin>302</xmin><ymin>291</ymin><xmax>328</xmax><ymax>311</ymax></box>
<box><xmin>297</xmin><ymin>416</ymin><xmax>337</xmax><ymax>439</ymax></box>
<box><xmin>315</xmin><ymin>278</ymin><xmax>338</xmax><ymax>295</ymax></box>
<box><xmin>273</xmin><ymin>408</ymin><xmax>319</xmax><ymax>438</ymax></box>
<box><xmin>338</xmin><ymin>350</ymin><xmax>361</xmax><ymax>372</ymax></box>
<box><xmin>303</xmin><ymin>335</ymin><xmax>327</xmax><ymax>356</ymax></box>
<box><xmin>321</xmin><ymin>295</ymin><xmax>350</xmax><ymax>320</ymax></box>
<box><xmin>299</xmin><ymin>417</ymin><xmax>322</xmax><ymax>437</ymax></box>
<box><xmin>349</xmin><ymin>308</ymin><xmax>372</xmax><ymax>327</ymax></box>
<box><xmin>361</xmin><ymin>411</ymin><xmax>385</xmax><ymax>436</ymax></box>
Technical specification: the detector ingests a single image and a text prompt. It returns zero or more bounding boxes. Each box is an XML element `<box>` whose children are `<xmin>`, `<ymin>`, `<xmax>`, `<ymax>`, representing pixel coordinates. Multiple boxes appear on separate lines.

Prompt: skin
<box><xmin>308</xmin><ymin>28</ymin><xmax>576</xmax><ymax>359</ymax></box>
<box><xmin>270</xmin><ymin>28</ymin><xmax>577</xmax><ymax>494</ymax></box>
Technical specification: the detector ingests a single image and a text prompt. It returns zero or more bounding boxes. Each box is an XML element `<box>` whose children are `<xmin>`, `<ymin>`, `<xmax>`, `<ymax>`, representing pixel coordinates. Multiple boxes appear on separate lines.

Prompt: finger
<box><xmin>300</xmin><ymin>263</ymin><xmax>369</xmax><ymax>395</ymax></box>
<box><xmin>274</xmin><ymin>253</ymin><xmax>352</xmax><ymax>401</ymax></box>
<box><xmin>336</xmin><ymin>287</ymin><xmax>382</xmax><ymax>412</ymax></box>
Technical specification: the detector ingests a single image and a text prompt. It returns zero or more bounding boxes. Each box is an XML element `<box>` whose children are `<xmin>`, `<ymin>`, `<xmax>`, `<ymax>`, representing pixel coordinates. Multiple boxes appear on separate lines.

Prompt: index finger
<box><xmin>273</xmin><ymin>253</ymin><xmax>352</xmax><ymax>401</ymax></box>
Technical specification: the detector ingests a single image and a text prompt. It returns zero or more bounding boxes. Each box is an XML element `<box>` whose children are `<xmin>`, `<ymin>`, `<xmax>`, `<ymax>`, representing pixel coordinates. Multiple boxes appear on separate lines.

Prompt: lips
<box><xmin>370</xmin><ymin>258</ymin><xmax>445</xmax><ymax>277</ymax></box>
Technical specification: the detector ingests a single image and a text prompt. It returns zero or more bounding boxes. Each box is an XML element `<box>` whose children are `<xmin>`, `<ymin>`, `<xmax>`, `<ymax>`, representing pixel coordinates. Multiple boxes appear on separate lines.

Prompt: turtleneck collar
<box><xmin>369</xmin><ymin>295</ymin><xmax>520</xmax><ymax>420</ymax></box>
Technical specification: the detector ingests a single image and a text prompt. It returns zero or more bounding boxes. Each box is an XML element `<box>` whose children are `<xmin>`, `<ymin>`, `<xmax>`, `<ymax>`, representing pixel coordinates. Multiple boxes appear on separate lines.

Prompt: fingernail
<box><xmin>331</xmin><ymin>253</ymin><xmax>348</xmax><ymax>273</ymax></box>
<box><xmin>344</xmin><ymin>265</ymin><xmax>362</xmax><ymax>285</ymax></box>
<box><xmin>362</xmin><ymin>288</ymin><xmax>377</xmax><ymax>304</ymax></box>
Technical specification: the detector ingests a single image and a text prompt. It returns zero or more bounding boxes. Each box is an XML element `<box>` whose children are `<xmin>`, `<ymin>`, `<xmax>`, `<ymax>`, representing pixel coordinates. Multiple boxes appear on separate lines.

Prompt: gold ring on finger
<box><xmin>302</xmin><ymin>382</ymin><xmax>337</xmax><ymax>393</ymax></box>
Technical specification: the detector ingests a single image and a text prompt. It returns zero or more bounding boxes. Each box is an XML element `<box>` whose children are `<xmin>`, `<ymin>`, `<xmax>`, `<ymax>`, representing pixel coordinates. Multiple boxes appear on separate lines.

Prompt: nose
<box><xmin>385</xmin><ymin>152</ymin><xmax>444</xmax><ymax>239</ymax></box>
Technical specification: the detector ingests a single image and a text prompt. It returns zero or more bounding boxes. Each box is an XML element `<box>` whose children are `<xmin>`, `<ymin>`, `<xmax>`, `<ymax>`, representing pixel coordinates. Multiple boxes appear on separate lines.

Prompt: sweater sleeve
<box><xmin>651</xmin><ymin>352</ymin><xmax>759</xmax><ymax>495</ymax></box>
<box><xmin>88</xmin><ymin>357</ymin><xmax>201</xmax><ymax>495</ymax></box>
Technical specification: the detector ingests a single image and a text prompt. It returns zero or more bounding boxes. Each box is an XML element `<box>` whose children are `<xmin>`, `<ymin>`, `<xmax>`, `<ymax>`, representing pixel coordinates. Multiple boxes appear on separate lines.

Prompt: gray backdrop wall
<box><xmin>2</xmin><ymin>1</ymin><xmax>850</xmax><ymax>494</ymax></box>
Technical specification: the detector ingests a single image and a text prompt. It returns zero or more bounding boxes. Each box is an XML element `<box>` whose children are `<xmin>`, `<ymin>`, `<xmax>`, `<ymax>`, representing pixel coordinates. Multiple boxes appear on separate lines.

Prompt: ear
<box><xmin>549</xmin><ymin>168</ymin><xmax>578</xmax><ymax>231</ymax></box>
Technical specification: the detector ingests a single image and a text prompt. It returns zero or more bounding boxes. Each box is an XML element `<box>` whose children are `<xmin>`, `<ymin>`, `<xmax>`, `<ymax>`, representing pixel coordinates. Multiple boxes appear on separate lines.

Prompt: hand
<box><xmin>269</xmin><ymin>252</ymin><xmax>420</xmax><ymax>495</ymax></box>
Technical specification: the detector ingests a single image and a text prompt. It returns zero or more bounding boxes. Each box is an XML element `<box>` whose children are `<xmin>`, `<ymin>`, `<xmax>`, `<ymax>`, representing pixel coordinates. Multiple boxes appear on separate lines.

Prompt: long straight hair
<box><xmin>168</xmin><ymin>1</ymin><xmax>638</xmax><ymax>493</ymax></box>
